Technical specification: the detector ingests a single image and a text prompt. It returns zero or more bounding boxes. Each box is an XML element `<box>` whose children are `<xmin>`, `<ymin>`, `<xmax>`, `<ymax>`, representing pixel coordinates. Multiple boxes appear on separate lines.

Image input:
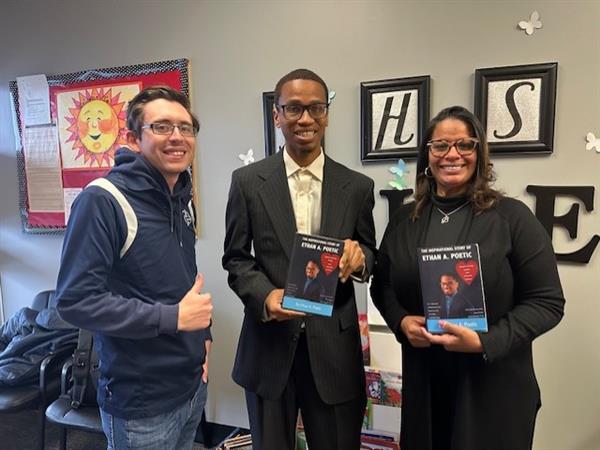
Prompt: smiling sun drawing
<box><xmin>57</xmin><ymin>84</ymin><xmax>140</xmax><ymax>169</ymax></box>
<box><xmin>61</xmin><ymin>87</ymin><xmax>127</xmax><ymax>167</ymax></box>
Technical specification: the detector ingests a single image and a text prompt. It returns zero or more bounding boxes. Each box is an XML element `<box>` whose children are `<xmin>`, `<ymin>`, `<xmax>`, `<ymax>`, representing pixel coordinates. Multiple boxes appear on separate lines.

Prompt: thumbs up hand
<box><xmin>177</xmin><ymin>274</ymin><xmax>213</xmax><ymax>331</ymax></box>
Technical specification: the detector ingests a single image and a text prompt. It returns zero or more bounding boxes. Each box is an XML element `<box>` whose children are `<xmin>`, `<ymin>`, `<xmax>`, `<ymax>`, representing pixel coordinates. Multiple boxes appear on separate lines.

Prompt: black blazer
<box><xmin>223</xmin><ymin>151</ymin><xmax>376</xmax><ymax>404</ymax></box>
<box><xmin>428</xmin><ymin>293</ymin><xmax>473</xmax><ymax>319</ymax></box>
<box><xmin>300</xmin><ymin>277</ymin><xmax>324</xmax><ymax>301</ymax></box>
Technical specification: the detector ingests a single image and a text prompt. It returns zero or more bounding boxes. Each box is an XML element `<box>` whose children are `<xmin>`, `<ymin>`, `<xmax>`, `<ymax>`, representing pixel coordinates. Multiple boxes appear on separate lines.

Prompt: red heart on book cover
<box><xmin>455</xmin><ymin>260</ymin><xmax>478</xmax><ymax>285</ymax></box>
<box><xmin>321</xmin><ymin>253</ymin><xmax>340</xmax><ymax>275</ymax></box>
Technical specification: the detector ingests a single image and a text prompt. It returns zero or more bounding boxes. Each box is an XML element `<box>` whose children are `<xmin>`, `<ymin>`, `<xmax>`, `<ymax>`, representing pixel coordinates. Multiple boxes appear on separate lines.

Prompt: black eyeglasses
<box><xmin>277</xmin><ymin>103</ymin><xmax>329</xmax><ymax>120</ymax></box>
<box><xmin>427</xmin><ymin>138</ymin><xmax>479</xmax><ymax>157</ymax></box>
<box><xmin>141</xmin><ymin>122</ymin><xmax>198</xmax><ymax>137</ymax></box>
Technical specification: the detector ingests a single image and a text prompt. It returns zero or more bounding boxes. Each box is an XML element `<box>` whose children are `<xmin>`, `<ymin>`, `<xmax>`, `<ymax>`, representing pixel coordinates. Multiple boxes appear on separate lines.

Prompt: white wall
<box><xmin>1</xmin><ymin>1</ymin><xmax>599</xmax><ymax>449</ymax></box>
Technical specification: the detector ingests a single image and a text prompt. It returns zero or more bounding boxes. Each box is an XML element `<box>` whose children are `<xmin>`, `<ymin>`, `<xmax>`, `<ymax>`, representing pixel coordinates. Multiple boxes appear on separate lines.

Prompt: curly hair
<box><xmin>412</xmin><ymin>106</ymin><xmax>502</xmax><ymax>219</ymax></box>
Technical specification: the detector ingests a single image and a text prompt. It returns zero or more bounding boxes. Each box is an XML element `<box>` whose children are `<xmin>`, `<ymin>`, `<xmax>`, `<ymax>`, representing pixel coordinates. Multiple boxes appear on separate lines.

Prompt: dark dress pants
<box><xmin>245</xmin><ymin>333</ymin><xmax>366</xmax><ymax>450</ymax></box>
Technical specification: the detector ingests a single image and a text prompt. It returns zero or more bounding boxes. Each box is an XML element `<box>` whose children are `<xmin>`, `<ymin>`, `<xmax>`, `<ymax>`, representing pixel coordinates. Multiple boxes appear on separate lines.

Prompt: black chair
<box><xmin>0</xmin><ymin>290</ymin><xmax>77</xmax><ymax>450</ymax></box>
<box><xmin>45</xmin><ymin>333</ymin><xmax>103</xmax><ymax>450</ymax></box>
<box><xmin>46</xmin><ymin>332</ymin><xmax>232</xmax><ymax>450</ymax></box>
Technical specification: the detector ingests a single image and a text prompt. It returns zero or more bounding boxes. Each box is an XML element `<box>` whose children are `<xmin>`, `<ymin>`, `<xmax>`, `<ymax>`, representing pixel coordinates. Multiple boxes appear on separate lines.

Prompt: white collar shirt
<box><xmin>283</xmin><ymin>148</ymin><xmax>324</xmax><ymax>235</ymax></box>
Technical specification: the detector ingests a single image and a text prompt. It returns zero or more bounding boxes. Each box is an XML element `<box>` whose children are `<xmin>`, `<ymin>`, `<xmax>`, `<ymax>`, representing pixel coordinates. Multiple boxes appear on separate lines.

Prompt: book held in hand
<box><xmin>282</xmin><ymin>233</ymin><xmax>344</xmax><ymax>317</ymax></box>
<box><xmin>417</xmin><ymin>243</ymin><xmax>487</xmax><ymax>333</ymax></box>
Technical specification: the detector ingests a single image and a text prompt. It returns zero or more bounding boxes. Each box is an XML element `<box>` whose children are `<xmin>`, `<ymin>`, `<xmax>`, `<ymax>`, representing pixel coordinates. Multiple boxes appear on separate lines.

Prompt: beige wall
<box><xmin>1</xmin><ymin>1</ymin><xmax>598</xmax><ymax>448</ymax></box>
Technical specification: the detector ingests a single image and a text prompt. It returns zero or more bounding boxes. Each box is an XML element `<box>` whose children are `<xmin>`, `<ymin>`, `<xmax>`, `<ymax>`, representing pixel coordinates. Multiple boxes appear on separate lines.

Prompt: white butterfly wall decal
<box><xmin>518</xmin><ymin>11</ymin><xmax>542</xmax><ymax>35</ymax></box>
<box><xmin>328</xmin><ymin>90</ymin><xmax>336</xmax><ymax>103</ymax></box>
<box><xmin>239</xmin><ymin>148</ymin><xmax>255</xmax><ymax>165</ymax></box>
<box><xmin>585</xmin><ymin>133</ymin><xmax>600</xmax><ymax>153</ymax></box>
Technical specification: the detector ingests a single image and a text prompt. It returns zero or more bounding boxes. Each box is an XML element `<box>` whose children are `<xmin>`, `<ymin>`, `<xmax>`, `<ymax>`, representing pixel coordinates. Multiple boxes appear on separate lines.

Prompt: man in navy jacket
<box><xmin>56</xmin><ymin>86</ymin><xmax>212</xmax><ymax>450</ymax></box>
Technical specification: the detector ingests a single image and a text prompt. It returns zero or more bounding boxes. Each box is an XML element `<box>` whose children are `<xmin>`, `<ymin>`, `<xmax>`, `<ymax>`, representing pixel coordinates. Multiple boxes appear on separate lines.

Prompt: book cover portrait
<box><xmin>282</xmin><ymin>233</ymin><xmax>344</xmax><ymax>317</ymax></box>
<box><xmin>417</xmin><ymin>244</ymin><xmax>487</xmax><ymax>333</ymax></box>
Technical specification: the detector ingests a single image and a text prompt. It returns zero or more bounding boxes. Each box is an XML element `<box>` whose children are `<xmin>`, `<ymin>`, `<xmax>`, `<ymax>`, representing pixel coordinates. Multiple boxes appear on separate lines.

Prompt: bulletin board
<box><xmin>9</xmin><ymin>58</ymin><xmax>190</xmax><ymax>233</ymax></box>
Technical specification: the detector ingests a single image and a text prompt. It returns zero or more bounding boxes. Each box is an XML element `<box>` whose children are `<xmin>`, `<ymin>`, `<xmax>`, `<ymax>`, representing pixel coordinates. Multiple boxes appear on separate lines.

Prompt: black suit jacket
<box><xmin>222</xmin><ymin>151</ymin><xmax>376</xmax><ymax>404</ymax></box>
<box><xmin>300</xmin><ymin>277</ymin><xmax>324</xmax><ymax>301</ymax></box>
<box><xmin>429</xmin><ymin>292</ymin><xmax>473</xmax><ymax>319</ymax></box>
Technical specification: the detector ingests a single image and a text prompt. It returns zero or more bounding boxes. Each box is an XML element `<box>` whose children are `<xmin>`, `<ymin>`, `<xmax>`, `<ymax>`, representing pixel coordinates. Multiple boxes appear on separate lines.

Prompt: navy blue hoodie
<box><xmin>56</xmin><ymin>148</ymin><xmax>210</xmax><ymax>419</ymax></box>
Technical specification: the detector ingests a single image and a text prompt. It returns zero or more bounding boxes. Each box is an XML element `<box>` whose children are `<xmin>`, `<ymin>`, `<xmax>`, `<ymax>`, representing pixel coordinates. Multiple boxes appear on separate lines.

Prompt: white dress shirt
<box><xmin>283</xmin><ymin>148</ymin><xmax>324</xmax><ymax>235</ymax></box>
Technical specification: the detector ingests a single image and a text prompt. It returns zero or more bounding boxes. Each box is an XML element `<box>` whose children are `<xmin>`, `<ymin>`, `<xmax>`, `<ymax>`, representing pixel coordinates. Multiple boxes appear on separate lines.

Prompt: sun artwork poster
<box><xmin>56</xmin><ymin>83</ymin><xmax>141</xmax><ymax>170</ymax></box>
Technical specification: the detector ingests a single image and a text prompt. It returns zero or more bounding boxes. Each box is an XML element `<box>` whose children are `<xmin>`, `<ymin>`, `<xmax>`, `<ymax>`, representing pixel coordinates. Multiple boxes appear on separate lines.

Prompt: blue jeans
<box><xmin>100</xmin><ymin>380</ymin><xmax>207</xmax><ymax>450</ymax></box>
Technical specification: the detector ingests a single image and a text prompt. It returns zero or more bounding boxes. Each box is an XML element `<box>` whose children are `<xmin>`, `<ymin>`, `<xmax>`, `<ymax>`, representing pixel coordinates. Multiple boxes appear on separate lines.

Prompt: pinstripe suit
<box><xmin>223</xmin><ymin>150</ymin><xmax>376</xmax><ymax>449</ymax></box>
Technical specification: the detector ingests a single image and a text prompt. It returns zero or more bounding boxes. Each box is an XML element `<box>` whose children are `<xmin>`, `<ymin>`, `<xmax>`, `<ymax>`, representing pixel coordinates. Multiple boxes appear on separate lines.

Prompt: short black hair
<box><xmin>126</xmin><ymin>85</ymin><xmax>199</xmax><ymax>138</ymax></box>
<box><xmin>274</xmin><ymin>68</ymin><xmax>329</xmax><ymax>105</ymax></box>
<box><xmin>440</xmin><ymin>272</ymin><xmax>459</xmax><ymax>283</ymax></box>
<box><xmin>306</xmin><ymin>259</ymin><xmax>320</xmax><ymax>267</ymax></box>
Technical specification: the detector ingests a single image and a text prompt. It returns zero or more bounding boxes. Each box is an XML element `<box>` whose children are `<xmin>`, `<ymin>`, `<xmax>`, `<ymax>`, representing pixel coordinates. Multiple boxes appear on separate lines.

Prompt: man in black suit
<box><xmin>300</xmin><ymin>259</ymin><xmax>323</xmax><ymax>301</ymax></box>
<box><xmin>223</xmin><ymin>68</ymin><xmax>376</xmax><ymax>450</ymax></box>
<box><xmin>437</xmin><ymin>272</ymin><xmax>472</xmax><ymax>319</ymax></box>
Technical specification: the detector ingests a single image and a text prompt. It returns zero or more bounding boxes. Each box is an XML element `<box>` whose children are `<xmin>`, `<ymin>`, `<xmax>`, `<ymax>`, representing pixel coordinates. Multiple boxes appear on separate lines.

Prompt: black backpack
<box><xmin>69</xmin><ymin>329</ymin><xmax>99</xmax><ymax>408</ymax></box>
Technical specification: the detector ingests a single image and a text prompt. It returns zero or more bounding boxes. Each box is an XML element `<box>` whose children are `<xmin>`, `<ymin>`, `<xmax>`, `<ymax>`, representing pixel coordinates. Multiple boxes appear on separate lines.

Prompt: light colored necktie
<box><xmin>294</xmin><ymin>170</ymin><xmax>313</xmax><ymax>234</ymax></box>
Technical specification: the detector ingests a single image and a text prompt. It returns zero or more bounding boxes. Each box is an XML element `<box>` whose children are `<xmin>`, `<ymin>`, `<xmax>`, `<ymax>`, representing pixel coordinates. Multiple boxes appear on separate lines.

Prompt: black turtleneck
<box><xmin>424</xmin><ymin>194</ymin><xmax>471</xmax><ymax>247</ymax></box>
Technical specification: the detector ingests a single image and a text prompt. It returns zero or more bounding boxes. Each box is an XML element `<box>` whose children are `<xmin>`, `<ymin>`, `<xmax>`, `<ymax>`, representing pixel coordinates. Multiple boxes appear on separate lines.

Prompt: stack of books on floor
<box><xmin>296</xmin><ymin>428</ymin><xmax>308</xmax><ymax>450</ymax></box>
<box><xmin>361</xmin><ymin>429</ymin><xmax>400</xmax><ymax>449</ymax></box>
<box><xmin>362</xmin><ymin>366</ymin><xmax>402</xmax><ymax>449</ymax></box>
<box><xmin>217</xmin><ymin>431</ymin><xmax>252</xmax><ymax>449</ymax></box>
<box><xmin>295</xmin><ymin>412</ymin><xmax>308</xmax><ymax>450</ymax></box>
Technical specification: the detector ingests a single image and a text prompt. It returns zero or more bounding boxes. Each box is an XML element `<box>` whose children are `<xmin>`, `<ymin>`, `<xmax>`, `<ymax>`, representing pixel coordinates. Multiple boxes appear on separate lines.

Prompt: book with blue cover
<box><xmin>417</xmin><ymin>243</ymin><xmax>487</xmax><ymax>333</ymax></box>
<box><xmin>282</xmin><ymin>233</ymin><xmax>344</xmax><ymax>317</ymax></box>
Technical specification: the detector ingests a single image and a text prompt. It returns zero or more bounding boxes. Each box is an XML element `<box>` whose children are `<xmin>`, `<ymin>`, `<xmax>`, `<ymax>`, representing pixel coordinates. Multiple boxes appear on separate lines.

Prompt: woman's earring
<box><xmin>424</xmin><ymin>166</ymin><xmax>433</xmax><ymax>178</ymax></box>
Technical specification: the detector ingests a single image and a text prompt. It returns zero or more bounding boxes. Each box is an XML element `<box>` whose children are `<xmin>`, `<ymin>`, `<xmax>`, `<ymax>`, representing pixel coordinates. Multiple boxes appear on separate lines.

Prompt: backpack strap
<box><xmin>87</xmin><ymin>178</ymin><xmax>138</xmax><ymax>258</ymax></box>
<box><xmin>70</xmin><ymin>329</ymin><xmax>93</xmax><ymax>408</ymax></box>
